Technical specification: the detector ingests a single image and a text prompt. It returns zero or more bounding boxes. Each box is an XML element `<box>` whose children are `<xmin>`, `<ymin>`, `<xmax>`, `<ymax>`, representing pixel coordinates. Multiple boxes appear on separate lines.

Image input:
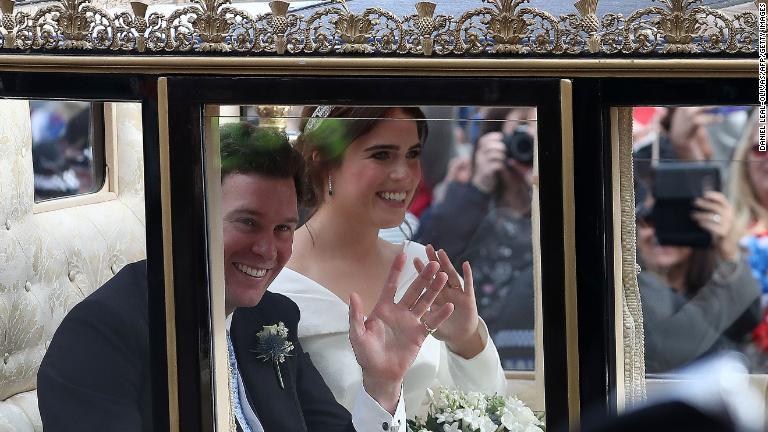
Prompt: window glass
<box><xmin>208</xmin><ymin>105</ymin><xmax>546</xmax><ymax>425</ymax></box>
<box><xmin>631</xmin><ymin>105</ymin><xmax>767</xmax><ymax>374</ymax></box>
<box><xmin>219</xmin><ymin>105</ymin><xmax>541</xmax><ymax>371</ymax></box>
<box><xmin>30</xmin><ymin>100</ymin><xmax>105</xmax><ymax>202</ymax></box>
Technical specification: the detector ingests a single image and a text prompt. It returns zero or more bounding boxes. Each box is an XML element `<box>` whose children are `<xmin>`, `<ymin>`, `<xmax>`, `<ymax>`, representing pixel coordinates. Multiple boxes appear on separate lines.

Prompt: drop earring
<box><xmin>328</xmin><ymin>175</ymin><xmax>334</xmax><ymax>196</ymax></box>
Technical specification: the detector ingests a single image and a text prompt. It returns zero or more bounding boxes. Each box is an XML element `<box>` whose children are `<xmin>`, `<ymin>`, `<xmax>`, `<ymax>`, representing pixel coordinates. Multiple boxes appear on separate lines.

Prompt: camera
<box><xmin>651</xmin><ymin>162</ymin><xmax>720</xmax><ymax>247</ymax></box>
<box><xmin>502</xmin><ymin>123</ymin><xmax>534</xmax><ymax>165</ymax></box>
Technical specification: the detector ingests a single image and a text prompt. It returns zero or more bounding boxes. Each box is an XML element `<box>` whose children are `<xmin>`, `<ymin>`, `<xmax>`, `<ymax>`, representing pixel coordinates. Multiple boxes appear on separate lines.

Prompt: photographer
<box><xmin>416</xmin><ymin>107</ymin><xmax>537</xmax><ymax>370</ymax></box>
<box><xmin>635</xmin><ymin>181</ymin><xmax>761</xmax><ymax>372</ymax></box>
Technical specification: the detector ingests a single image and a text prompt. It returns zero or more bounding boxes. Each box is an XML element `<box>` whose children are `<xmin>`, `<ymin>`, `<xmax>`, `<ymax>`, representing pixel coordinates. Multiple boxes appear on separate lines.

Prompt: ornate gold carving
<box><xmin>0</xmin><ymin>0</ymin><xmax>760</xmax><ymax>54</ymax></box>
<box><xmin>561</xmin><ymin>0</ymin><xmax>601</xmax><ymax>53</ymax></box>
<box><xmin>16</xmin><ymin>0</ymin><xmax>116</xmax><ymax>49</ymax></box>
<box><xmin>0</xmin><ymin>0</ymin><xmax>16</xmax><ymax>49</ymax></box>
<box><xmin>114</xmin><ymin>1</ymin><xmax>147</xmax><ymax>51</ymax></box>
<box><xmin>305</xmin><ymin>0</ymin><xmax>402</xmax><ymax>53</ymax></box>
<box><xmin>401</xmin><ymin>2</ymin><xmax>453</xmax><ymax>56</ymax></box>
<box><xmin>456</xmin><ymin>0</ymin><xmax>561</xmax><ymax>54</ymax></box>
<box><xmin>618</xmin><ymin>0</ymin><xmax>736</xmax><ymax>53</ymax></box>
<box><xmin>160</xmin><ymin>0</ymin><xmax>254</xmax><ymax>51</ymax></box>
<box><xmin>246</xmin><ymin>1</ymin><xmax>304</xmax><ymax>54</ymax></box>
<box><xmin>730</xmin><ymin>3</ymin><xmax>759</xmax><ymax>54</ymax></box>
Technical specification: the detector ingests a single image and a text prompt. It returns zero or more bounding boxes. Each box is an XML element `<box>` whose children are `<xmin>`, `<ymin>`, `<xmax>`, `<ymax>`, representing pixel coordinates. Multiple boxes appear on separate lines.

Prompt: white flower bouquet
<box><xmin>407</xmin><ymin>387</ymin><xmax>545</xmax><ymax>432</ymax></box>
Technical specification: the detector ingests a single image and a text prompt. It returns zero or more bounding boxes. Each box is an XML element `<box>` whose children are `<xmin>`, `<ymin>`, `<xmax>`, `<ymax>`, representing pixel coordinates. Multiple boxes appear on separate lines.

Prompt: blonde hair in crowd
<box><xmin>728</xmin><ymin>110</ymin><xmax>766</xmax><ymax>244</ymax></box>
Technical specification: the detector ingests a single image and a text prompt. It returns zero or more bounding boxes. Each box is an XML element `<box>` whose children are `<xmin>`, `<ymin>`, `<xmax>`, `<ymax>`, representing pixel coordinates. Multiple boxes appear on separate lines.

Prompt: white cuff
<box><xmin>351</xmin><ymin>382</ymin><xmax>407</xmax><ymax>432</ymax></box>
<box><xmin>445</xmin><ymin>318</ymin><xmax>508</xmax><ymax>395</ymax></box>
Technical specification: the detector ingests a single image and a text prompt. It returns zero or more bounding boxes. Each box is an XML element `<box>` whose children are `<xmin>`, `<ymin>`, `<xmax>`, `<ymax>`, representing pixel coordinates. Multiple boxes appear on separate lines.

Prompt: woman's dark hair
<box><xmin>219</xmin><ymin>121</ymin><xmax>305</xmax><ymax>203</ymax></box>
<box><xmin>478</xmin><ymin>107</ymin><xmax>514</xmax><ymax>137</ymax></box>
<box><xmin>295</xmin><ymin>106</ymin><xmax>428</xmax><ymax>209</ymax></box>
<box><xmin>684</xmin><ymin>248</ymin><xmax>717</xmax><ymax>296</ymax></box>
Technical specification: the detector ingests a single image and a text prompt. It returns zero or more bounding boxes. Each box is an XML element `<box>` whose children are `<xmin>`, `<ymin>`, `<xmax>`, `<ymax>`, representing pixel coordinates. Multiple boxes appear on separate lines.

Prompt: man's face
<box><xmin>222</xmin><ymin>173</ymin><xmax>298</xmax><ymax>313</ymax></box>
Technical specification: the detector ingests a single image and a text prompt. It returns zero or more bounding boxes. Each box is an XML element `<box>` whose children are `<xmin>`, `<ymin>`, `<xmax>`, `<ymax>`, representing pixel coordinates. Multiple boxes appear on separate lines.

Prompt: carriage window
<box><xmin>630</xmin><ymin>106</ymin><xmax>767</xmax><ymax>376</ymax></box>
<box><xmin>30</xmin><ymin>100</ymin><xmax>106</xmax><ymax>203</ymax></box>
<box><xmin>206</xmin><ymin>105</ymin><xmax>546</xmax><ymax>420</ymax></box>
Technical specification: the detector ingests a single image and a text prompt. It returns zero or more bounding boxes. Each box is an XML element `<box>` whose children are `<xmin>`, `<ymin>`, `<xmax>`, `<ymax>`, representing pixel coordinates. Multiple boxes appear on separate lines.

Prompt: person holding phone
<box><xmin>635</xmin><ymin>180</ymin><xmax>761</xmax><ymax>372</ymax></box>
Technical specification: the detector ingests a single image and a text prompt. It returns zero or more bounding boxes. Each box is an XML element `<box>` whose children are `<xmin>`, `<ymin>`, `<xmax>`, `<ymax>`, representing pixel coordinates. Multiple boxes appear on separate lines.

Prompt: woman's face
<box><xmin>636</xmin><ymin>221</ymin><xmax>693</xmax><ymax>270</ymax></box>
<box><xmin>746</xmin><ymin>126</ymin><xmax>768</xmax><ymax>199</ymax></box>
<box><xmin>329</xmin><ymin>108</ymin><xmax>422</xmax><ymax>229</ymax></box>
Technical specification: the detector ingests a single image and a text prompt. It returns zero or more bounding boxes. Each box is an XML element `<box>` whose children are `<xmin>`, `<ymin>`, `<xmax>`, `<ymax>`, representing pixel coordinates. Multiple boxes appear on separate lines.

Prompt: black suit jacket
<box><xmin>38</xmin><ymin>260</ymin><xmax>152</xmax><ymax>432</ymax></box>
<box><xmin>231</xmin><ymin>292</ymin><xmax>355</xmax><ymax>432</ymax></box>
<box><xmin>38</xmin><ymin>260</ymin><xmax>356</xmax><ymax>432</ymax></box>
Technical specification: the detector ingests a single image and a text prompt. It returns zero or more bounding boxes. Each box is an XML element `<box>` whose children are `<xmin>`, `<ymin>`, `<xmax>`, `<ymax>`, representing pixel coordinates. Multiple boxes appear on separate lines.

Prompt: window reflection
<box><xmin>222</xmin><ymin>105</ymin><xmax>540</xmax><ymax>372</ymax></box>
<box><xmin>632</xmin><ymin>106</ymin><xmax>767</xmax><ymax>374</ymax></box>
<box><xmin>30</xmin><ymin>100</ymin><xmax>104</xmax><ymax>202</ymax></box>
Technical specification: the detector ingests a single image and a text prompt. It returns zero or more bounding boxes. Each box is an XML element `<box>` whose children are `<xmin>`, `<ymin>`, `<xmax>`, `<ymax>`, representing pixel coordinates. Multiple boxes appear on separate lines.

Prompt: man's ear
<box><xmin>311</xmin><ymin>150</ymin><xmax>322</xmax><ymax>162</ymax></box>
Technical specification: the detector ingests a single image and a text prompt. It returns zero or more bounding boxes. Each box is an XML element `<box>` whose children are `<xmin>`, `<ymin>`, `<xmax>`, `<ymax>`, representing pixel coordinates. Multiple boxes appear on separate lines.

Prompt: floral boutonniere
<box><xmin>251</xmin><ymin>322</ymin><xmax>294</xmax><ymax>389</ymax></box>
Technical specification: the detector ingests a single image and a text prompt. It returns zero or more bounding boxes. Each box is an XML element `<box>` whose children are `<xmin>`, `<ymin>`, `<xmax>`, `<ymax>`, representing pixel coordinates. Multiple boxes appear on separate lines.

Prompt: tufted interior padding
<box><xmin>0</xmin><ymin>101</ymin><xmax>146</xmax><ymax>432</ymax></box>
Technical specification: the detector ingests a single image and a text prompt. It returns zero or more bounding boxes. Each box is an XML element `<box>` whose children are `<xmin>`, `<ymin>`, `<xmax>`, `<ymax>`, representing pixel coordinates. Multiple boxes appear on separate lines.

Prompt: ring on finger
<box><xmin>422</xmin><ymin>320</ymin><xmax>437</xmax><ymax>336</ymax></box>
<box><xmin>711</xmin><ymin>213</ymin><xmax>721</xmax><ymax>224</ymax></box>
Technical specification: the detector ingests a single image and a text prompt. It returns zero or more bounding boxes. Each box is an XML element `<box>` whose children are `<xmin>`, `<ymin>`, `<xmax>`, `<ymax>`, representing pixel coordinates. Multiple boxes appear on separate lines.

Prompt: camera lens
<box><xmin>503</xmin><ymin>126</ymin><xmax>534</xmax><ymax>165</ymax></box>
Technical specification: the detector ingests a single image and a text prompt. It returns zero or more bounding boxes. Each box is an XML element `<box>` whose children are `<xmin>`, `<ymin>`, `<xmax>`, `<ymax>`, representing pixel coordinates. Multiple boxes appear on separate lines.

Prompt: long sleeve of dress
<box><xmin>435</xmin><ymin>318</ymin><xmax>508</xmax><ymax>397</ymax></box>
<box><xmin>641</xmin><ymin>259</ymin><xmax>761</xmax><ymax>372</ymax></box>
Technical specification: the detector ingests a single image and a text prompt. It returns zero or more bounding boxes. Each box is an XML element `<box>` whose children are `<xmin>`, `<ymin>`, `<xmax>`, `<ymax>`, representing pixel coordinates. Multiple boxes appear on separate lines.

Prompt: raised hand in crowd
<box><xmin>471</xmin><ymin>132</ymin><xmax>507</xmax><ymax>193</ymax></box>
<box><xmin>691</xmin><ymin>190</ymin><xmax>739</xmax><ymax>262</ymax></box>
<box><xmin>668</xmin><ymin>107</ymin><xmax>722</xmax><ymax>161</ymax></box>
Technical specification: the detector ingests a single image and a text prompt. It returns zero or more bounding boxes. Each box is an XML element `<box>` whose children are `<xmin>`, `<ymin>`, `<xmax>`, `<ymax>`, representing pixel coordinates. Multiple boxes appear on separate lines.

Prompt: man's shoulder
<box><xmin>67</xmin><ymin>259</ymin><xmax>148</xmax><ymax>327</ymax></box>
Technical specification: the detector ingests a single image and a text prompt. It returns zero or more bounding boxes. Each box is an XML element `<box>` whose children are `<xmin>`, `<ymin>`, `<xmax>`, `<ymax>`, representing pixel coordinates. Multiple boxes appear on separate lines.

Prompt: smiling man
<box><xmin>38</xmin><ymin>122</ymin><xmax>453</xmax><ymax>432</ymax></box>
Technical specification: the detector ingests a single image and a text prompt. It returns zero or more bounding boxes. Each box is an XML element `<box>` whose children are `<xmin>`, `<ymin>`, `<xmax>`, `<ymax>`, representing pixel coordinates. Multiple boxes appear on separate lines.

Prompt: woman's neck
<box><xmin>300</xmin><ymin>204</ymin><xmax>383</xmax><ymax>259</ymax></box>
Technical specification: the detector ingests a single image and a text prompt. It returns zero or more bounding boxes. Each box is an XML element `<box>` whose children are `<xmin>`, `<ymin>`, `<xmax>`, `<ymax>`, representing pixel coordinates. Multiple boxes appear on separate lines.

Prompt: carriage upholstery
<box><xmin>0</xmin><ymin>101</ymin><xmax>146</xmax><ymax>432</ymax></box>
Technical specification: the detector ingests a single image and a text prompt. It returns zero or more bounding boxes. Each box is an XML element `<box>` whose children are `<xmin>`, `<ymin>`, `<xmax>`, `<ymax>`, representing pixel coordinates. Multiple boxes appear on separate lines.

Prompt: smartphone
<box><xmin>651</xmin><ymin>163</ymin><xmax>721</xmax><ymax>247</ymax></box>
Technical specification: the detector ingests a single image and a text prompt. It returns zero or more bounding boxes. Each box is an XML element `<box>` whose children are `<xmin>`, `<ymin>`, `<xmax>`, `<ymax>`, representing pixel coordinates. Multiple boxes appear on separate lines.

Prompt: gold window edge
<box><xmin>202</xmin><ymin>105</ymin><xmax>232</xmax><ymax>432</ymax></box>
<box><xmin>0</xmin><ymin>57</ymin><xmax>758</xmax><ymax>77</ymax></box>
<box><xmin>157</xmin><ymin>76</ymin><xmax>181</xmax><ymax>432</ymax></box>
<box><xmin>560</xmin><ymin>79</ymin><xmax>581</xmax><ymax>427</ymax></box>
<box><xmin>610</xmin><ymin>107</ymin><xmax>626</xmax><ymax>412</ymax></box>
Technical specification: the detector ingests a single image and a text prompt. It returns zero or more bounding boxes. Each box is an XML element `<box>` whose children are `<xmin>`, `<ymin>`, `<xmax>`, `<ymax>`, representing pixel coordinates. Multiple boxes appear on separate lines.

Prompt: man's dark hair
<box><xmin>220</xmin><ymin>122</ymin><xmax>305</xmax><ymax>203</ymax></box>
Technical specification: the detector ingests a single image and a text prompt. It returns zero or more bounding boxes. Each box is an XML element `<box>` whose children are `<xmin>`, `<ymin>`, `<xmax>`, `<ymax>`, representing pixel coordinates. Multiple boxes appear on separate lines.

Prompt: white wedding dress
<box><xmin>270</xmin><ymin>241</ymin><xmax>508</xmax><ymax>417</ymax></box>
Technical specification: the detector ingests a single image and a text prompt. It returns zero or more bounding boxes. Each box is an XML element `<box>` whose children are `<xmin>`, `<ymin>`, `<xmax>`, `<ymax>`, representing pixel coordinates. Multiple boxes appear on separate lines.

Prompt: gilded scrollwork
<box><xmin>0</xmin><ymin>0</ymin><xmax>16</xmax><ymax>49</ymax></box>
<box><xmin>20</xmin><ymin>0</ymin><xmax>116</xmax><ymax>50</ymax></box>
<box><xmin>560</xmin><ymin>0</ymin><xmax>600</xmax><ymax>54</ymax></box>
<box><xmin>247</xmin><ymin>1</ymin><xmax>303</xmax><ymax>54</ymax></box>
<box><xmin>730</xmin><ymin>7</ymin><xmax>759</xmax><ymax>53</ymax></box>
<box><xmin>113</xmin><ymin>2</ymin><xmax>143</xmax><ymax>51</ymax></box>
<box><xmin>305</xmin><ymin>0</ymin><xmax>401</xmax><ymax>54</ymax></box>
<box><xmin>0</xmin><ymin>0</ymin><xmax>760</xmax><ymax>55</ymax></box>
<box><xmin>456</xmin><ymin>0</ymin><xmax>561</xmax><ymax>55</ymax></box>
<box><xmin>621</xmin><ymin>0</ymin><xmax>736</xmax><ymax>54</ymax></box>
<box><xmin>160</xmin><ymin>0</ymin><xmax>254</xmax><ymax>52</ymax></box>
<box><xmin>401</xmin><ymin>1</ymin><xmax>454</xmax><ymax>56</ymax></box>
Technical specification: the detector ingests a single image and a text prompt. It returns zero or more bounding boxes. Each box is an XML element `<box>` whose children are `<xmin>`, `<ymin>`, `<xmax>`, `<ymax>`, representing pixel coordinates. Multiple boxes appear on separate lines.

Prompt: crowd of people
<box><xmin>370</xmin><ymin>104</ymin><xmax>767</xmax><ymax>375</ymax></box>
<box><xmin>631</xmin><ymin>106</ymin><xmax>766</xmax><ymax>373</ymax></box>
